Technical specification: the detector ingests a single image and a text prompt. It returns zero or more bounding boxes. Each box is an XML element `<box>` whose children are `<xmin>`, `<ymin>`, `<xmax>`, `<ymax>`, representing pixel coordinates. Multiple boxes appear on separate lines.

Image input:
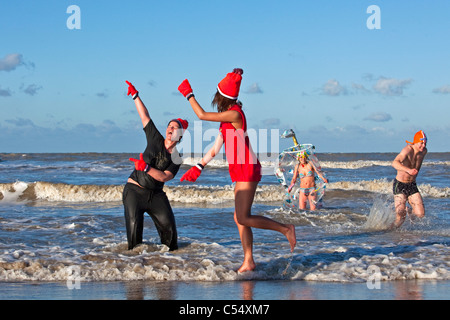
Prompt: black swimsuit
<box><xmin>393</xmin><ymin>178</ymin><xmax>419</xmax><ymax>198</ymax></box>
<box><xmin>123</xmin><ymin>119</ymin><xmax>180</xmax><ymax>251</ymax></box>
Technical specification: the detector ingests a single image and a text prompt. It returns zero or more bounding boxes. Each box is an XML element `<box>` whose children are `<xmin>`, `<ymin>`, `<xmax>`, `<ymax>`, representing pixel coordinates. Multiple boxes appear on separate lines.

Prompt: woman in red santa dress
<box><xmin>178</xmin><ymin>68</ymin><xmax>296</xmax><ymax>272</ymax></box>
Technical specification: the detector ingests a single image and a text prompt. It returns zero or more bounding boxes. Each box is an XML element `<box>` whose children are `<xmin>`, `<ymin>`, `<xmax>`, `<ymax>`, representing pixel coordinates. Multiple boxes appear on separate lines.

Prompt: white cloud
<box><xmin>373</xmin><ymin>77</ymin><xmax>412</xmax><ymax>96</ymax></box>
<box><xmin>321</xmin><ymin>79</ymin><xmax>347</xmax><ymax>96</ymax></box>
<box><xmin>432</xmin><ymin>85</ymin><xmax>450</xmax><ymax>94</ymax></box>
<box><xmin>245</xmin><ymin>83</ymin><xmax>263</xmax><ymax>94</ymax></box>
<box><xmin>364</xmin><ymin>112</ymin><xmax>392</xmax><ymax>122</ymax></box>
<box><xmin>317</xmin><ymin>75</ymin><xmax>413</xmax><ymax>97</ymax></box>
<box><xmin>1</xmin><ymin>118</ymin><xmax>136</xmax><ymax>152</ymax></box>
<box><xmin>351</xmin><ymin>83</ymin><xmax>370</xmax><ymax>94</ymax></box>
<box><xmin>0</xmin><ymin>53</ymin><xmax>24</xmax><ymax>72</ymax></box>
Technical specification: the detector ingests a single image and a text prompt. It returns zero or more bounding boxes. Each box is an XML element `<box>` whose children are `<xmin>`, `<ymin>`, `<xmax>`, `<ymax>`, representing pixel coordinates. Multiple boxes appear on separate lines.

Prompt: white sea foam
<box><xmin>0</xmin><ymin>238</ymin><xmax>448</xmax><ymax>282</ymax></box>
<box><xmin>180</xmin><ymin>157</ymin><xmax>450</xmax><ymax>170</ymax></box>
<box><xmin>0</xmin><ymin>179</ymin><xmax>448</xmax><ymax>205</ymax></box>
<box><xmin>0</xmin><ymin>181</ymin><xmax>29</xmax><ymax>204</ymax></box>
<box><xmin>328</xmin><ymin>179</ymin><xmax>449</xmax><ymax>198</ymax></box>
<box><xmin>295</xmin><ymin>247</ymin><xmax>449</xmax><ymax>282</ymax></box>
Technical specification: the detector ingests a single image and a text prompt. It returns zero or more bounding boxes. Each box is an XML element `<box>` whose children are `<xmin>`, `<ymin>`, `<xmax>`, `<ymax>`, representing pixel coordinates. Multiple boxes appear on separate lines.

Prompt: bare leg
<box><xmin>392</xmin><ymin>194</ymin><xmax>407</xmax><ymax>228</ymax></box>
<box><xmin>299</xmin><ymin>191</ymin><xmax>307</xmax><ymax>210</ymax></box>
<box><xmin>234</xmin><ymin>181</ymin><xmax>297</xmax><ymax>258</ymax></box>
<box><xmin>234</xmin><ymin>212</ymin><xmax>255</xmax><ymax>272</ymax></box>
<box><xmin>309</xmin><ymin>191</ymin><xmax>317</xmax><ymax>211</ymax></box>
<box><xmin>408</xmin><ymin>192</ymin><xmax>425</xmax><ymax>219</ymax></box>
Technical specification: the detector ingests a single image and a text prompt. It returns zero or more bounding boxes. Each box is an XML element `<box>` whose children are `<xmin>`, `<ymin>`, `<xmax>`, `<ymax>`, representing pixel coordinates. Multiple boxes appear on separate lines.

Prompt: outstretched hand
<box><xmin>129</xmin><ymin>153</ymin><xmax>148</xmax><ymax>171</ymax></box>
<box><xmin>125</xmin><ymin>80</ymin><xmax>139</xmax><ymax>99</ymax></box>
<box><xmin>178</xmin><ymin>79</ymin><xmax>194</xmax><ymax>100</ymax></box>
<box><xmin>180</xmin><ymin>166</ymin><xmax>202</xmax><ymax>182</ymax></box>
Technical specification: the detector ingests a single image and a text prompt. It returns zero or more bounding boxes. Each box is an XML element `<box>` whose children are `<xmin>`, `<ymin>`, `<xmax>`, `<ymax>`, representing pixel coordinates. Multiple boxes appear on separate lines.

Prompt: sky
<box><xmin>1</xmin><ymin>0</ymin><xmax>449</xmax><ymax>153</ymax></box>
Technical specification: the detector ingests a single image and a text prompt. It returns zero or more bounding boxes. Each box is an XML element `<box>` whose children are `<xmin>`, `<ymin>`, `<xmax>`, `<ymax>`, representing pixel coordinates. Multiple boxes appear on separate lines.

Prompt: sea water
<box><xmin>0</xmin><ymin>152</ymin><xmax>448</xmax><ymax>284</ymax></box>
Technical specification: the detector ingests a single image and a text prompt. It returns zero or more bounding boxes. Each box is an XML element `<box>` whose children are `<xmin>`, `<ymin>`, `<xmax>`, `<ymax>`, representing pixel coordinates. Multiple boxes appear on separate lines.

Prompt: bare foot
<box><xmin>237</xmin><ymin>260</ymin><xmax>256</xmax><ymax>273</ymax></box>
<box><xmin>285</xmin><ymin>224</ymin><xmax>297</xmax><ymax>252</ymax></box>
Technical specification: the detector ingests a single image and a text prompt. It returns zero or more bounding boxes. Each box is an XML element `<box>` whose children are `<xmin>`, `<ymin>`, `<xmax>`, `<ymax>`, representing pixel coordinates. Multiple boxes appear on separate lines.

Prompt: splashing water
<box><xmin>363</xmin><ymin>196</ymin><xmax>396</xmax><ymax>230</ymax></box>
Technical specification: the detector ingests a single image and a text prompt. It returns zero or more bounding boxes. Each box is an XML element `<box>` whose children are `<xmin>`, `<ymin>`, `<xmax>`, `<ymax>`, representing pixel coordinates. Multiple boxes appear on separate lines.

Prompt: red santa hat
<box><xmin>217</xmin><ymin>68</ymin><xmax>243</xmax><ymax>100</ymax></box>
<box><xmin>168</xmin><ymin>118</ymin><xmax>189</xmax><ymax>132</ymax></box>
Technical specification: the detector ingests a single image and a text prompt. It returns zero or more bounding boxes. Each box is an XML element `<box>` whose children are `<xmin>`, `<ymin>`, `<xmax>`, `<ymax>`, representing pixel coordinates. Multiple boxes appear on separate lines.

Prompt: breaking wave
<box><xmin>0</xmin><ymin>180</ymin><xmax>448</xmax><ymax>205</ymax></box>
<box><xmin>1</xmin><ymin>238</ymin><xmax>448</xmax><ymax>282</ymax></box>
<box><xmin>183</xmin><ymin>157</ymin><xmax>450</xmax><ymax>170</ymax></box>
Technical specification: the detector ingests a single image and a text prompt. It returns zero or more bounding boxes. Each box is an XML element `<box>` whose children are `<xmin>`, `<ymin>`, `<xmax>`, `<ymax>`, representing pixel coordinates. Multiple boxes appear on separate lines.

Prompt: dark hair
<box><xmin>211</xmin><ymin>91</ymin><xmax>242</xmax><ymax>112</ymax></box>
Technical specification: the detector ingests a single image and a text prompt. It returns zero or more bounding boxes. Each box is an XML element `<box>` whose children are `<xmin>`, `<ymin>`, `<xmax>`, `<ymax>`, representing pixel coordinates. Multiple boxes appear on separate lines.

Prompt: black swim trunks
<box><xmin>393</xmin><ymin>178</ymin><xmax>419</xmax><ymax>197</ymax></box>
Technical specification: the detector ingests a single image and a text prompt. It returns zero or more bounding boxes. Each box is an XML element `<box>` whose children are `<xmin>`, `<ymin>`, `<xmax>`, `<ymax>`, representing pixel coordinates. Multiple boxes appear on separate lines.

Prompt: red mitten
<box><xmin>178</xmin><ymin>79</ymin><xmax>194</xmax><ymax>100</ymax></box>
<box><xmin>180</xmin><ymin>165</ymin><xmax>203</xmax><ymax>182</ymax></box>
<box><xmin>125</xmin><ymin>80</ymin><xmax>139</xmax><ymax>99</ymax></box>
<box><xmin>129</xmin><ymin>153</ymin><xmax>148</xmax><ymax>171</ymax></box>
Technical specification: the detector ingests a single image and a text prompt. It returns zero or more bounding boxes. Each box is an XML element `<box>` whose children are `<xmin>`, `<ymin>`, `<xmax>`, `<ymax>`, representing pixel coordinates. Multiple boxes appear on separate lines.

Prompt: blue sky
<box><xmin>1</xmin><ymin>0</ymin><xmax>449</xmax><ymax>153</ymax></box>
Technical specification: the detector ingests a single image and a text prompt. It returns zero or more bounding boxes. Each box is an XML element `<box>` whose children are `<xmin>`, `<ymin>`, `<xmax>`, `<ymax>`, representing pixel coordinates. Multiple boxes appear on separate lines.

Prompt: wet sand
<box><xmin>1</xmin><ymin>279</ymin><xmax>448</xmax><ymax>300</ymax></box>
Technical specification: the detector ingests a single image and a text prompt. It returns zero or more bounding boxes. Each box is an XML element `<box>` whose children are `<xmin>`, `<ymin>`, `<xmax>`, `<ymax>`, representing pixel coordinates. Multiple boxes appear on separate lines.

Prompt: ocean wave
<box><xmin>182</xmin><ymin>157</ymin><xmax>450</xmax><ymax>170</ymax></box>
<box><xmin>0</xmin><ymin>242</ymin><xmax>237</xmax><ymax>282</ymax></box>
<box><xmin>328</xmin><ymin>179</ymin><xmax>449</xmax><ymax>198</ymax></box>
<box><xmin>0</xmin><ymin>181</ymin><xmax>123</xmax><ymax>203</ymax></box>
<box><xmin>1</xmin><ymin>180</ymin><xmax>448</xmax><ymax>205</ymax></box>
<box><xmin>1</xmin><ymin>157</ymin><xmax>447</xmax><ymax>177</ymax></box>
<box><xmin>321</xmin><ymin>160</ymin><xmax>392</xmax><ymax>169</ymax></box>
<box><xmin>0</xmin><ymin>181</ymin><xmax>290</xmax><ymax>204</ymax></box>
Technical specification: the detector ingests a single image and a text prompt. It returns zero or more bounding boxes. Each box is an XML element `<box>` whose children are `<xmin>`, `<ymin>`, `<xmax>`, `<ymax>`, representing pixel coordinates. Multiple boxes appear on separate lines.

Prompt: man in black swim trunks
<box><xmin>391</xmin><ymin>130</ymin><xmax>428</xmax><ymax>228</ymax></box>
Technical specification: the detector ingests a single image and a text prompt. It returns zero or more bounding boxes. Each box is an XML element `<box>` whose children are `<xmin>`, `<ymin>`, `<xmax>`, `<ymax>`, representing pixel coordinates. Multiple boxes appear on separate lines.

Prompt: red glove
<box><xmin>129</xmin><ymin>153</ymin><xmax>149</xmax><ymax>172</ymax></box>
<box><xmin>178</xmin><ymin>79</ymin><xmax>194</xmax><ymax>100</ymax></box>
<box><xmin>180</xmin><ymin>165</ymin><xmax>203</xmax><ymax>182</ymax></box>
<box><xmin>125</xmin><ymin>80</ymin><xmax>139</xmax><ymax>99</ymax></box>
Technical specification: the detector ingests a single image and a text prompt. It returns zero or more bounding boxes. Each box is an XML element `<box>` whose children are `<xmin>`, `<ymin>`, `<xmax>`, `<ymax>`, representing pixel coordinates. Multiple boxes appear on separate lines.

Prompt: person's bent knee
<box><xmin>414</xmin><ymin>210</ymin><xmax>425</xmax><ymax>219</ymax></box>
<box><xmin>235</xmin><ymin>215</ymin><xmax>251</xmax><ymax>226</ymax></box>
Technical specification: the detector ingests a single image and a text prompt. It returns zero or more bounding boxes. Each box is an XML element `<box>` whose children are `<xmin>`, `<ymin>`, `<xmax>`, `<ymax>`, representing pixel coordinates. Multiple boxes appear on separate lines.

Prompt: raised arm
<box><xmin>189</xmin><ymin>96</ymin><xmax>240</xmax><ymax>123</ymax></box>
<box><xmin>178</xmin><ymin>79</ymin><xmax>241</xmax><ymax>124</ymax></box>
<box><xmin>133</xmin><ymin>97</ymin><xmax>150</xmax><ymax>128</ymax></box>
<box><xmin>126</xmin><ymin>81</ymin><xmax>150</xmax><ymax>128</ymax></box>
